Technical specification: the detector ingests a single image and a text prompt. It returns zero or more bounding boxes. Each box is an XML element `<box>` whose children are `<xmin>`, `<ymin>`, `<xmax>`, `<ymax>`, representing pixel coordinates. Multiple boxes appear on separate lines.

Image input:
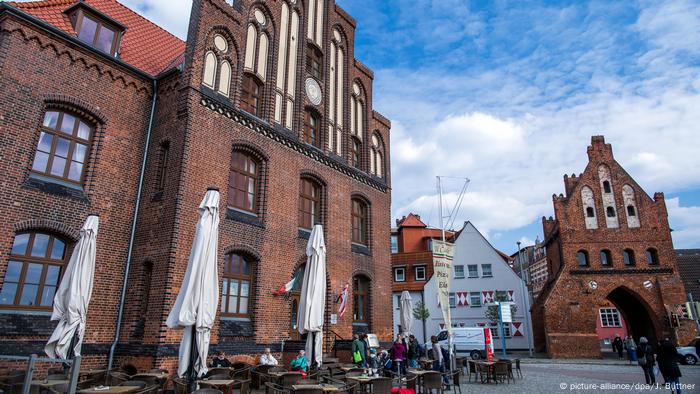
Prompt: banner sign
<box><xmin>484</xmin><ymin>328</ymin><xmax>493</xmax><ymax>362</ymax></box>
<box><xmin>433</xmin><ymin>240</ymin><xmax>455</xmax><ymax>335</ymax></box>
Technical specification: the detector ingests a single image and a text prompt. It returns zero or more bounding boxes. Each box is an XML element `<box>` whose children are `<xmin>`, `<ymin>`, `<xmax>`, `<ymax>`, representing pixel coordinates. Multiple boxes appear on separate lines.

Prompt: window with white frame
<box><xmin>600</xmin><ymin>308</ymin><xmax>621</xmax><ymax>327</ymax></box>
<box><xmin>449</xmin><ymin>293</ymin><xmax>456</xmax><ymax>308</ymax></box>
<box><xmin>454</xmin><ymin>265</ymin><xmax>465</xmax><ymax>279</ymax></box>
<box><xmin>482</xmin><ymin>264</ymin><xmax>493</xmax><ymax>277</ymax></box>
<box><xmin>489</xmin><ymin>323</ymin><xmax>511</xmax><ymax>338</ymax></box>
<box><xmin>390</xmin><ymin>235</ymin><xmax>398</xmax><ymax>254</ymax></box>
<box><xmin>415</xmin><ymin>265</ymin><xmax>426</xmax><ymax>281</ymax></box>
<box><xmin>467</xmin><ymin>265</ymin><xmax>479</xmax><ymax>278</ymax></box>
<box><xmin>469</xmin><ymin>292</ymin><xmax>481</xmax><ymax>307</ymax></box>
<box><xmin>394</xmin><ymin>267</ymin><xmax>405</xmax><ymax>282</ymax></box>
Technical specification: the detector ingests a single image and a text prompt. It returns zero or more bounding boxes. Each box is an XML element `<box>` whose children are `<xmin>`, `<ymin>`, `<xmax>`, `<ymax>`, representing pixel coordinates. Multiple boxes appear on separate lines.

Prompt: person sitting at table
<box><xmin>290</xmin><ymin>350</ymin><xmax>308</xmax><ymax>374</ymax></box>
<box><xmin>259</xmin><ymin>348</ymin><xmax>279</xmax><ymax>366</ymax></box>
<box><xmin>378</xmin><ymin>349</ymin><xmax>392</xmax><ymax>372</ymax></box>
<box><xmin>212</xmin><ymin>350</ymin><xmax>233</xmax><ymax>368</ymax></box>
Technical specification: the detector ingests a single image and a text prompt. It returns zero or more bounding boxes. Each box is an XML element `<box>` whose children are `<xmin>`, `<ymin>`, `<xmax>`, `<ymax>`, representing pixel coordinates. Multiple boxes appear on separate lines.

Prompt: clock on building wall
<box><xmin>305</xmin><ymin>78</ymin><xmax>323</xmax><ymax>106</ymax></box>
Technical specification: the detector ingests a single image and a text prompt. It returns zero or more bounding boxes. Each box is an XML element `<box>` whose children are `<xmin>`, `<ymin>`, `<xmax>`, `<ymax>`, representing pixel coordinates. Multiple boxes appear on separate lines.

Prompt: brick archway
<box><xmin>606</xmin><ymin>286</ymin><xmax>660</xmax><ymax>344</ymax></box>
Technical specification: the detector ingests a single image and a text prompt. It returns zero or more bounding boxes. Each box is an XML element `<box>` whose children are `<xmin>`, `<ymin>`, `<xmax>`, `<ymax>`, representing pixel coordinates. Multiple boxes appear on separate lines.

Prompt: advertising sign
<box><xmin>484</xmin><ymin>328</ymin><xmax>493</xmax><ymax>362</ymax></box>
<box><xmin>432</xmin><ymin>240</ymin><xmax>455</xmax><ymax>335</ymax></box>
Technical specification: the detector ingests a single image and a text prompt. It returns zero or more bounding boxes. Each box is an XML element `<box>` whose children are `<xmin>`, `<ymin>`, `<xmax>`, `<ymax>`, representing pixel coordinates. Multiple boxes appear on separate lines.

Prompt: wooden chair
<box><xmin>107</xmin><ymin>371</ymin><xmax>130</xmax><ymax>386</ymax></box>
<box><xmin>370</xmin><ymin>377</ymin><xmax>392</xmax><ymax>394</ymax></box>
<box><xmin>476</xmin><ymin>364</ymin><xmax>490</xmax><ymax>384</ymax></box>
<box><xmin>232</xmin><ymin>366</ymin><xmax>252</xmax><ymax>380</ymax></box>
<box><xmin>173</xmin><ymin>377</ymin><xmax>188</xmax><ymax>394</ymax></box>
<box><xmin>192</xmin><ymin>389</ymin><xmax>223</xmax><ymax>394</ymax></box>
<box><xmin>404</xmin><ymin>374</ymin><xmax>418</xmax><ymax>393</ymax></box>
<box><xmin>493</xmin><ymin>362</ymin><xmax>510</xmax><ymax>384</ymax></box>
<box><xmin>233</xmin><ymin>378</ymin><xmax>251</xmax><ymax>394</ymax></box>
<box><xmin>207</xmin><ymin>368</ymin><xmax>233</xmax><ymax>377</ymax></box>
<box><xmin>265</xmin><ymin>382</ymin><xmax>291</xmax><ymax>394</ymax></box>
<box><xmin>514</xmin><ymin>359</ymin><xmax>522</xmax><ymax>378</ymax></box>
<box><xmin>208</xmin><ymin>374</ymin><xmax>232</xmax><ymax>380</ymax></box>
<box><xmin>306</xmin><ymin>371</ymin><xmax>320</xmax><ymax>383</ymax></box>
<box><xmin>466</xmin><ymin>361</ymin><xmax>478</xmax><ymax>383</ymax></box>
<box><xmin>445</xmin><ymin>370</ymin><xmax>461</xmax><ymax>394</ymax></box>
<box><xmin>252</xmin><ymin>365</ymin><xmax>273</xmax><ymax>389</ymax></box>
<box><xmin>121</xmin><ymin>380</ymin><xmax>148</xmax><ymax>388</ymax></box>
<box><xmin>421</xmin><ymin>372</ymin><xmax>443</xmax><ymax>394</ymax></box>
<box><xmin>336</xmin><ymin>382</ymin><xmax>359</xmax><ymax>394</ymax></box>
<box><xmin>280</xmin><ymin>373</ymin><xmax>303</xmax><ymax>389</ymax></box>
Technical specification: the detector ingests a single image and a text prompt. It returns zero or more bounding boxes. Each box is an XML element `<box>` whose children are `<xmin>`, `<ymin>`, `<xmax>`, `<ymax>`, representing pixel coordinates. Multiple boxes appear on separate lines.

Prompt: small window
<box><xmin>627</xmin><ymin>205</ymin><xmax>636</xmax><ymax>217</ymax></box>
<box><xmin>77</xmin><ymin>13</ymin><xmax>119</xmax><ymax>55</ymax></box>
<box><xmin>304</xmin><ymin>111</ymin><xmax>320</xmax><ymax>147</ymax></box>
<box><xmin>586</xmin><ymin>207</ymin><xmax>595</xmax><ymax>218</ymax></box>
<box><xmin>353</xmin><ymin>276</ymin><xmax>370</xmax><ymax>323</ymax></box>
<box><xmin>0</xmin><ymin>232</ymin><xmax>68</xmax><ymax>309</ymax></box>
<box><xmin>454</xmin><ymin>265</ymin><xmax>465</xmax><ymax>279</ymax></box>
<box><xmin>600</xmin><ymin>250</ymin><xmax>612</xmax><ymax>266</ymax></box>
<box><xmin>394</xmin><ymin>267</ymin><xmax>405</xmax><ymax>282</ymax></box>
<box><xmin>306</xmin><ymin>45</ymin><xmax>323</xmax><ymax>80</ymax></box>
<box><xmin>606</xmin><ymin>207</ymin><xmax>616</xmax><ymax>217</ymax></box>
<box><xmin>32</xmin><ymin>110</ymin><xmax>93</xmax><ymax>184</ymax></box>
<box><xmin>220</xmin><ymin>252</ymin><xmax>253</xmax><ymax>317</ymax></box>
<box><xmin>481</xmin><ymin>264</ymin><xmax>493</xmax><ymax>277</ymax></box>
<box><xmin>603</xmin><ymin>181</ymin><xmax>611</xmax><ymax>194</ymax></box>
<box><xmin>623</xmin><ymin>249</ymin><xmax>635</xmax><ymax>266</ymax></box>
<box><xmin>449</xmin><ymin>293</ymin><xmax>456</xmax><ymax>309</ymax></box>
<box><xmin>646</xmin><ymin>248</ymin><xmax>659</xmax><ymax>265</ymax></box>
<box><xmin>415</xmin><ymin>266</ymin><xmax>426</xmax><ymax>281</ymax></box>
<box><xmin>467</xmin><ymin>265</ymin><xmax>479</xmax><ymax>278</ymax></box>
<box><xmin>241</xmin><ymin>74</ymin><xmax>262</xmax><ymax>116</ymax></box>
<box><xmin>469</xmin><ymin>292</ymin><xmax>481</xmax><ymax>307</ymax></box>
<box><xmin>228</xmin><ymin>150</ymin><xmax>259</xmax><ymax>213</ymax></box>
<box><xmin>351</xmin><ymin>198</ymin><xmax>369</xmax><ymax>246</ymax></box>
<box><xmin>600</xmin><ymin>308</ymin><xmax>621</xmax><ymax>327</ymax></box>
<box><xmin>390</xmin><ymin>235</ymin><xmax>398</xmax><ymax>254</ymax></box>
<box><xmin>577</xmin><ymin>250</ymin><xmax>589</xmax><ymax>267</ymax></box>
<box><xmin>155</xmin><ymin>141</ymin><xmax>170</xmax><ymax>192</ymax></box>
<box><xmin>299</xmin><ymin>178</ymin><xmax>321</xmax><ymax>230</ymax></box>
<box><xmin>351</xmin><ymin>138</ymin><xmax>361</xmax><ymax>169</ymax></box>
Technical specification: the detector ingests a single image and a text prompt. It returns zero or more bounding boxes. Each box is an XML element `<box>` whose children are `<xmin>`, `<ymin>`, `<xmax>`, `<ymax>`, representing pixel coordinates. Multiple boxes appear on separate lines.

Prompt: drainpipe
<box><xmin>107</xmin><ymin>78</ymin><xmax>158</xmax><ymax>370</ymax></box>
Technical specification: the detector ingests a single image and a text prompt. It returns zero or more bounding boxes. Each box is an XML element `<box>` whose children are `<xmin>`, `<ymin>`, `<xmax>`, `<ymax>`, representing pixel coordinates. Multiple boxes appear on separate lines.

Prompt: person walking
<box><xmin>626</xmin><ymin>336</ymin><xmax>638</xmax><ymax>364</ymax></box>
<box><xmin>657</xmin><ymin>339</ymin><xmax>683</xmax><ymax>393</ymax></box>
<box><xmin>406</xmin><ymin>335</ymin><xmax>419</xmax><ymax>369</ymax></box>
<box><xmin>612</xmin><ymin>334</ymin><xmax>624</xmax><ymax>360</ymax></box>
<box><xmin>637</xmin><ymin>337</ymin><xmax>656</xmax><ymax>385</ymax></box>
<box><xmin>430</xmin><ymin>336</ymin><xmax>449</xmax><ymax>385</ymax></box>
<box><xmin>389</xmin><ymin>335</ymin><xmax>407</xmax><ymax>375</ymax></box>
<box><xmin>352</xmin><ymin>334</ymin><xmax>366</xmax><ymax>367</ymax></box>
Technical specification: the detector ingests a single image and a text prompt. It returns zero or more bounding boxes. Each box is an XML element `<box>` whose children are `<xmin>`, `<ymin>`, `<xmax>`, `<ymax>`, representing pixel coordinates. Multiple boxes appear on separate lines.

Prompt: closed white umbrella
<box><xmin>400</xmin><ymin>291</ymin><xmax>414</xmax><ymax>337</ymax></box>
<box><xmin>297</xmin><ymin>224</ymin><xmax>326</xmax><ymax>367</ymax></box>
<box><xmin>166</xmin><ymin>188</ymin><xmax>220</xmax><ymax>378</ymax></box>
<box><xmin>45</xmin><ymin>215</ymin><xmax>99</xmax><ymax>359</ymax></box>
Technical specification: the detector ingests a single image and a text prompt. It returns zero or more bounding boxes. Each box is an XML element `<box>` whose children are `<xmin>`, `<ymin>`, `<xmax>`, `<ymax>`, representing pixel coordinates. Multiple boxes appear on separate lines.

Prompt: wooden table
<box><xmin>31</xmin><ymin>379</ymin><xmax>69</xmax><ymax>394</ymax></box>
<box><xmin>292</xmin><ymin>384</ymin><xmax>338</xmax><ymax>392</ymax></box>
<box><xmin>77</xmin><ymin>386</ymin><xmax>141</xmax><ymax>394</ymax></box>
<box><xmin>346</xmin><ymin>376</ymin><xmax>378</xmax><ymax>392</ymax></box>
<box><xmin>199</xmin><ymin>379</ymin><xmax>236</xmax><ymax>392</ymax></box>
<box><xmin>131</xmin><ymin>373</ymin><xmax>169</xmax><ymax>385</ymax></box>
<box><xmin>473</xmin><ymin>361</ymin><xmax>496</xmax><ymax>383</ymax></box>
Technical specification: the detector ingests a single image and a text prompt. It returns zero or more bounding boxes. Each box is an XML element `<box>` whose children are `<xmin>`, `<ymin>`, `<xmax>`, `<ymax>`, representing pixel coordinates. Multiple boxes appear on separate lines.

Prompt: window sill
<box><xmin>220</xmin><ymin>316</ymin><xmax>251</xmax><ymax>322</ymax></box>
<box><xmin>0</xmin><ymin>308</ymin><xmax>52</xmax><ymax>316</ymax></box>
<box><xmin>23</xmin><ymin>173</ymin><xmax>89</xmax><ymax>202</ymax></box>
<box><xmin>468</xmin><ymin>276</ymin><xmax>479</xmax><ymax>279</ymax></box>
<box><xmin>351</xmin><ymin>243</ymin><xmax>372</xmax><ymax>256</ymax></box>
<box><xmin>482</xmin><ymin>275</ymin><xmax>493</xmax><ymax>278</ymax></box>
<box><xmin>454</xmin><ymin>276</ymin><xmax>465</xmax><ymax>280</ymax></box>
<box><xmin>226</xmin><ymin>207</ymin><xmax>264</xmax><ymax>228</ymax></box>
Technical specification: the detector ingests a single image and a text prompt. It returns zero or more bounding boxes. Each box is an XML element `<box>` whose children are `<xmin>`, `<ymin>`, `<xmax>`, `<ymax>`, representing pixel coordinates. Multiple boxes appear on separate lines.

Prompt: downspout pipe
<box><xmin>107</xmin><ymin>78</ymin><xmax>158</xmax><ymax>370</ymax></box>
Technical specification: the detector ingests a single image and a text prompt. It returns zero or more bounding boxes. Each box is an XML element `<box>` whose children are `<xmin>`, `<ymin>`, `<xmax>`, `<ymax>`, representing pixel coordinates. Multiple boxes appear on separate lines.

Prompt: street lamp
<box><xmin>517</xmin><ymin>241</ymin><xmax>534</xmax><ymax>357</ymax></box>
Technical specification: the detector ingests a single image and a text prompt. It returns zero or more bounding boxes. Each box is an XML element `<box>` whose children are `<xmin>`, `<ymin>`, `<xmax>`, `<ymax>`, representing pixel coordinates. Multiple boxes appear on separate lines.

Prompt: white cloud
<box><xmin>666</xmin><ymin>198</ymin><xmax>700</xmax><ymax>249</ymax></box>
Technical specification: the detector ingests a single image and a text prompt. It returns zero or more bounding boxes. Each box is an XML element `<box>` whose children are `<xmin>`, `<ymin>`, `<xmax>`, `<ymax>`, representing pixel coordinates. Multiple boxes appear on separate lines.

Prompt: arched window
<box><xmin>577</xmin><ymin>250</ymin><xmax>589</xmax><ymax>267</ymax></box>
<box><xmin>646</xmin><ymin>248</ymin><xmax>659</xmax><ymax>265</ymax></box>
<box><xmin>627</xmin><ymin>206</ymin><xmax>636</xmax><ymax>217</ymax></box>
<box><xmin>622</xmin><ymin>185</ymin><xmax>640</xmax><ymax>228</ymax></box>
<box><xmin>221</xmin><ymin>252</ymin><xmax>253</xmax><ymax>317</ymax></box>
<box><xmin>600</xmin><ymin>250</ymin><xmax>612</xmax><ymax>266</ymax></box>
<box><xmin>327</xmin><ymin>29</ymin><xmax>345</xmax><ymax>155</ymax></box>
<box><xmin>353</xmin><ymin>275</ymin><xmax>370</xmax><ymax>324</ymax></box>
<box><xmin>351</xmin><ymin>138</ymin><xmax>361</xmax><ymax>169</ymax></box>
<box><xmin>32</xmin><ymin>110</ymin><xmax>93</xmax><ymax>184</ymax></box>
<box><xmin>0</xmin><ymin>232</ymin><xmax>68</xmax><ymax>308</ymax></box>
<box><xmin>241</xmin><ymin>74</ymin><xmax>263</xmax><ymax>116</ymax></box>
<box><xmin>351</xmin><ymin>82</ymin><xmax>364</xmax><ymax>140</ymax></box>
<box><xmin>306</xmin><ymin>0</ymin><xmax>324</xmax><ymax>46</ymax></box>
<box><xmin>351</xmin><ymin>198</ymin><xmax>369</xmax><ymax>246</ymax></box>
<box><xmin>304</xmin><ymin>110</ymin><xmax>320</xmax><ymax>147</ymax></box>
<box><xmin>606</xmin><ymin>207</ymin><xmax>616</xmax><ymax>217</ymax></box>
<box><xmin>586</xmin><ymin>207</ymin><xmax>595</xmax><ymax>218</ymax></box>
<box><xmin>623</xmin><ymin>249</ymin><xmax>635</xmax><ymax>266</ymax></box>
<box><xmin>289</xmin><ymin>264</ymin><xmax>305</xmax><ymax>339</ymax></box>
<box><xmin>299</xmin><ymin>178</ymin><xmax>321</xmax><ymax>230</ymax></box>
<box><xmin>581</xmin><ymin>186</ymin><xmax>597</xmax><ymax>229</ymax></box>
<box><xmin>228</xmin><ymin>150</ymin><xmax>260</xmax><ymax>213</ymax></box>
<box><xmin>306</xmin><ymin>45</ymin><xmax>323</xmax><ymax>80</ymax></box>
<box><xmin>370</xmin><ymin>133</ymin><xmax>385</xmax><ymax>178</ymax></box>
<box><xmin>274</xmin><ymin>2</ymin><xmax>301</xmax><ymax>129</ymax></box>
<box><xmin>202</xmin><ymin>34</ymin><xmax>233</xmax><ymax>97</ymax></box>
<box><xmin>244</xmin><ymin>10</ymin><xmax>270</xmax><ymax>82</ymax></box>
<box><xmin>603</xmin><ymin>181</ymin><xmax>611</xmax><ymax>194</ymax></box>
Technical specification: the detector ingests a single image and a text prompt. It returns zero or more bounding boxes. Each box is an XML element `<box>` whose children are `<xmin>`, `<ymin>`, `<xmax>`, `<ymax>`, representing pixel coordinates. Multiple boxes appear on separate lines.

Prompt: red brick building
<box><xmin>532</xmin><ymin>136</ymin><xmax>696</xmax><ymax>358</ymax></box>
<box><xmin>0</xmin><ymin>0</ymin><xmax>392</xmax><ymax>371</ymax></box>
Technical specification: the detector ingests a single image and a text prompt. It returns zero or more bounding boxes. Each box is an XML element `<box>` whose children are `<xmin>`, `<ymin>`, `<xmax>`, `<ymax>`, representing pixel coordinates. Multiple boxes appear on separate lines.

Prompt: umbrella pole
<box><xmin>187</xmin><ymin>325</ymin><xmax>198</xmax><ymax>393</ymax></box>
<box><xmin>310</xmin><ymin>332</ymin><xmax>316</xmax><ymax>371</ymax></box>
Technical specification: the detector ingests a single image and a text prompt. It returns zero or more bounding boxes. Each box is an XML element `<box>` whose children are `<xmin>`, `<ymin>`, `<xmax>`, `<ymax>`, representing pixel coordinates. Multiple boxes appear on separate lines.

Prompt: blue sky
<box><xmin>32</xmin><ymin>0</ymin><xmax>698</xmax><ymax>254</ymax></box>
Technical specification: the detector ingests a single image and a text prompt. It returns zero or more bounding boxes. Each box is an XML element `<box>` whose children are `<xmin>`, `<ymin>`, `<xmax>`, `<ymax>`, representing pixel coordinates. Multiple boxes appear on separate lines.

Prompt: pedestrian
<box><xmin>389</xmin><ymin>335</ymin><xmax>407</xmax><ymax>375</ymax></box>
<box><xmin>657</xmin><ymin>339</ymin><xmax>683</xmax><ymax>393</ymax></box>
<box><xmin>695</xmin><ymin>337</ymin><xmax>700</xmax><ymax>361</ymax></box>
<box><xmin>637</xmin><ymin>337</ymin><xmax>656</xmax><ymax>385</ymax></box>
<box><xmin>430</xmin><ymin>336</ymin><xmax>449</xmax><ymax>384</ymax></box>
<box><xmin>362</xmin><ymin>333</ymin><xmax>371</xmax><ymax>362</ymax></box>
<box><xmin>407</xmin><ymin>335</ymin><xmax>419</xmax><ymax>369</ymax></box>
<box><xmin>625</xmin><ymin>336</ymin><xmax>638</xmax><ymax>363</ymax></box>
<box><xmin>612</xmin><ymin>334</ymin><xmax>624</xmax><ymax>360</ymax></box>
<box><xmin>212</xmin><ymin>350</ymin><xmax>233</xmax><ymax>367</ymax></box>
<box><xmin>352</xmin><ymin>334</ymin><xmax>366</xmax><ymax>367</ymax></box>
<box><xmin>259</xmin><ymin>347</ymin><xmax>279</xmax><ymax>366</ymax></box>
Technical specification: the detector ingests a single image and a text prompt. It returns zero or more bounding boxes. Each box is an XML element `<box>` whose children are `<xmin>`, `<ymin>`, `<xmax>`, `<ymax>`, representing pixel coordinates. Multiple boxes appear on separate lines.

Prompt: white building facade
<box><xmin>423</xmin><ymin>222</ymin><xmax>534</xmax><ymax>350</ymax></box>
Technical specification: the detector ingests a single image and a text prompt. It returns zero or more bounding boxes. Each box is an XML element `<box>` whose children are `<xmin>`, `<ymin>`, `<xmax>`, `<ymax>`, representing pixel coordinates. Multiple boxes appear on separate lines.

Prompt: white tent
<box><xmin>297</xmin><ymin>224</ymin><xmax>326</xmax><ymax>367</ymax></box>
<box><xmin>166</xmin><ymin>189</ymin><xmax>220</xmax><ymax>378</ymax></box>
<box><xmin>400</xmin><ymin>291</ymin><xmax>414</xmax><ymax>337</ymax></box>
<box><xmin>45</xmin><ymin>215</ymin><xmax>99</xmax><ymax>359</ymax></box>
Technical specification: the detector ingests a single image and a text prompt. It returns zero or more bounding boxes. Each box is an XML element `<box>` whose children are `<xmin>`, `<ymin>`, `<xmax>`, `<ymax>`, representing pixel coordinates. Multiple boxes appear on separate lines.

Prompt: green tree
<box><xmin>413</xmin><ymin>301</ymin><xmax>430</xmax><ymax>322</ymax></box>
<box><xmin>485</xmin><ymin>291</ymin><xmax>518</xmax><ymax>324</ymax></box>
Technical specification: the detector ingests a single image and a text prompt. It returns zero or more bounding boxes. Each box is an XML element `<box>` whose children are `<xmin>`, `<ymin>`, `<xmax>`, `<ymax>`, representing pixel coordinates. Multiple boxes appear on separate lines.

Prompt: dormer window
<box><xmin>68</xmin><ymin>5</ymin><xmax>124</xmax><ymax>56</ymax></box>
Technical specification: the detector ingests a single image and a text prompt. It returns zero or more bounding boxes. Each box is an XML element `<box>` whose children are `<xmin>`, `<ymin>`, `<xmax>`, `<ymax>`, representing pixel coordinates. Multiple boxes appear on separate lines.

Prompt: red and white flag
<box><xmin>274</xmin><ymin>276</ymin><xmax>297</xmax><ymax>296</ymax></box>
<box><xmin>337</xmin><ymin>283</ymin><xmax>349</xmax><ymax>318</ymax></box>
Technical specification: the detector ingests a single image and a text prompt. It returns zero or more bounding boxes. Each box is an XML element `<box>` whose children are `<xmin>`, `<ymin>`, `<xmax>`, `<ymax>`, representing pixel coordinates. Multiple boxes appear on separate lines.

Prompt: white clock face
<box><xmin>305</xmin><ymin>78</ymin><xmax>323</xmax><ymax>106</ymax></box>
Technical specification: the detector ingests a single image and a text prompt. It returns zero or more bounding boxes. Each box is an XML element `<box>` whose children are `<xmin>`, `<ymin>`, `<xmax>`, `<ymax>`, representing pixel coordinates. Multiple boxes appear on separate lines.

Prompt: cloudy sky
<box><xmin>32</xmin><ymin>0</ymin><xmax>699</xmax><ymax>254</ymax></box>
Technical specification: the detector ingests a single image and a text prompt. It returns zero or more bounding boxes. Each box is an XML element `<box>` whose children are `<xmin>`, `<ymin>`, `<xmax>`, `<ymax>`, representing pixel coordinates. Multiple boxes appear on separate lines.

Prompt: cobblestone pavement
<box><xmin>458</xmin><ymin>363</ymin><xmax>700</xmax><ymax>393</ymax></box>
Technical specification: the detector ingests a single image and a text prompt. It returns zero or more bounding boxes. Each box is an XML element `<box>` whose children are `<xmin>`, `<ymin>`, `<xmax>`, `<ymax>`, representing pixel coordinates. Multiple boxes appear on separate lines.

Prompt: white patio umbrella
<box><xmin>45</xmin><ymin>215</ymin><xmax>99</xmax><ymax>359</ymax></box>
<box><xmin>400</xmin><ymin>291</ymin><xmax>414</xmax><ymax>337</ymax></box>
<box><xmin>166</xmin><ymin>188</ymin><xmax>220</xmax><ymax>378</ymax></box>
<box><xmin>297</xmin><ymin>224</ymin><xmax>326</xmax><ymax>367</ymax></box>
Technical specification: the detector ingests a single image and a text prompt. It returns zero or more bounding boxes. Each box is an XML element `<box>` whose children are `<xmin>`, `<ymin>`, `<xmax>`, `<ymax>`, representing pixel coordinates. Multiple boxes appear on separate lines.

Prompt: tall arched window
<box><xmin>606</xmin><ymin>207</ymin><xmax>616</xmax><ymax>217</ymax></box>
<box><xmin>304</xmin><ymin>110</ymin><xmax>320</xmax><ymax>147</ymax></box>
<box><xmin>351</xmin><ymin>198</ymin><xmax>369</xmax><ymax>246</ymax></box>
<box><xmin>600</xmin><ymin>250</ymin><xmax>612</xmax><ymax>266</ymax></box>
<box><xmin>299</xmin><ymin>177</ymin><xmax>321</xmax><ymax>230</ymax></box>
<box><xmin>274</xmin><ymin>2</ymin><xmax>301</xmax><ymax>129</ymax></box>
<box><xmin>351</xmin><ymin>137</ymin><xmax>361</xmax><ymax>169</ymax></box>
<box><xmin>350</xmin><ymin>82</ymin><xmax>364</xmax><ymax>141</ymax></box>
<box><xmin>289</xmin><ymin>264</ymin><xmax>305</xmax><ymax>339</ymax></box>
<box><xmin>244</xmin><ymin>10</ymin><xmax>270</xmax><ymax>83</ymax></box>
<box><xmin>623</xmin><ymin>249</ymin><xmax>635</xmax><ymax>266</ymax></box>
<box><xmin>577</xmin><ymin>250</ymin><xmax>589</xmax><ymax>267</ymax></box>
<box><xmin>328</xmin><ymin>29</ymin><xmax>344</xmax><ymax>155</ymax></box>
<box><xmin>353</xmin><ymin>275</ymin><xmax>370</xmax><ymax>324</ymax></box>
<box><xmin>221</xmin><ymin>252</ymin><xmax>253</xmax><ymax>317</ymax></box>
<box><xmin>241</xmin><ymin>74</ymin><xmax>263</xmax><ymax>116</ymax></box>
<box><xmin>370</xmin><ymin>133</ymin><xmax>385</xmax><ymax>178</ymax></box>
<box><xmin>598</xmin><ymin>165</ymin><xmax>619</xmax><ymax>228</ymax></box>
<box><xmin>306</xmin><ymin>0</ymin><xmax>324</xmax><ymax>46</ymax></box>
<box><xmin>228</xmin><ymin>150</ymin><xmax>260</xmax><ymax>213</ymax></box>
<box><xmin>646</xmin><ymin>248</ymin><xmax>659</xmax><ymax>265</ymax></box>
<box><xmin>202</xmin><ymin>33</ymin><xmax>233</xmax><ymax>97</ymax></box>
<box><xmin>622</xmin><ymin>184</ymin><xmax>640</xmax><ymax>228</ymax></box>
<box><xmin>32</xmin><ymin>110</ymin><xmax>93</xmax><ymax>184</ymax></box>
<box><xmin>306</xmin><ymin>45</ymin><xmax>323</xmax><ymax>80</ymax></box>
<box><xmin>581</xmin><ymin>186</ymin><xmax>597</xmax><ymax>229</ymax></box>
<box><xmin>0</xmin><ymin>232</ymin><xmax>68</xmax><ymax>308</ymax></box>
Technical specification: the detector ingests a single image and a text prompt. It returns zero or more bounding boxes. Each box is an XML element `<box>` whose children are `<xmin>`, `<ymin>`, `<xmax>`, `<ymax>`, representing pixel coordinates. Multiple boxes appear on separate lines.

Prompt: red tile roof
<box><xmin>9</xmin><ymin>0</ymin><xmax>185</xmax><ymax>76</ymax></box>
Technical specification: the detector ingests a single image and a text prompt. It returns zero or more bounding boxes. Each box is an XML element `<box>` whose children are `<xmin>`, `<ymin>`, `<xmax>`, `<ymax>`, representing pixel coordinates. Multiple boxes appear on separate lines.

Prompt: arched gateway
<box><xmin>531</xmin><ymin>137</ymin><xmax>696</xmax><ymax>358</ymax></box>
